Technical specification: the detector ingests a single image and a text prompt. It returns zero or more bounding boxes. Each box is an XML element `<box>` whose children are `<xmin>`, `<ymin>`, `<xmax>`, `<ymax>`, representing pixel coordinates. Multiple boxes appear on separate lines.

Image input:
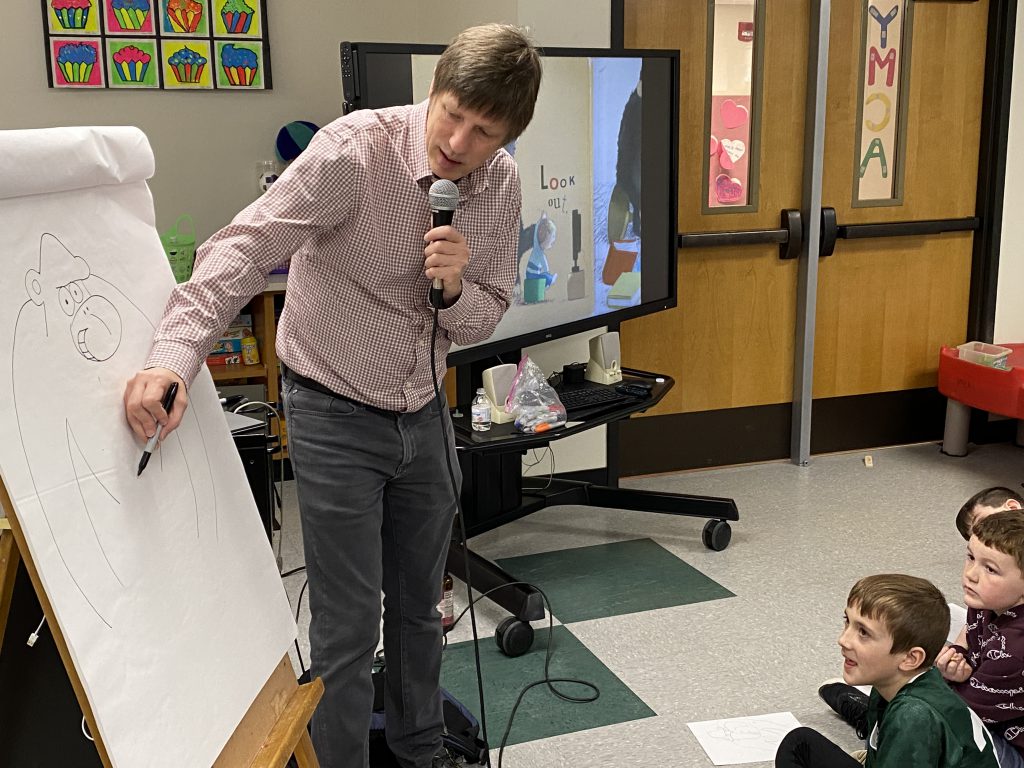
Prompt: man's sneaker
<box><xmin>818</xmin><ymin>678</ymin><xmax>869</xmax><ymax>739</ymax></box>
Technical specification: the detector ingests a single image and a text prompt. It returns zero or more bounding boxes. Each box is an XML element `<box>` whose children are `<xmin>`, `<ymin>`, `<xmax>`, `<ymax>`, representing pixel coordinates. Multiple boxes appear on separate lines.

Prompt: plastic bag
<box><xmin>505</xmin><ymin>356</ymin><xmax>567</xmax><ymax>433</ymax></box>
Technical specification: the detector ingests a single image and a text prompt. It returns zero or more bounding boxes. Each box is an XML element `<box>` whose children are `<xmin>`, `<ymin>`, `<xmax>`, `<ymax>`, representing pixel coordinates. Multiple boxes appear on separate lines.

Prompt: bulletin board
<box><xmin>40</xmin><ymin>0</ymin><xmax>272</xmax><ymax>90</ymax></box>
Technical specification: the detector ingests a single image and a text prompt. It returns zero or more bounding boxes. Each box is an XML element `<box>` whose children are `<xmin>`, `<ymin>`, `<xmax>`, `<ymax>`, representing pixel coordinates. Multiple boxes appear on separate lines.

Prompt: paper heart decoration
<box><xmin>721</xmin><ymin>99</ymin><xmax>749</xmax><ymax>130</ymax></box>
<box><xmin>710</xmin><ymin>135</ymin><xmax>719</xmax><ymax>156</ymax></box>
<box><xmin>719</xmin><ymin>138</ymin><xmax>746</xmax><ymax>170</ymax></box>
<box><xmin>715</xmin><ymin>174</ymin><xmax>744</xmax><ymax>204</ymax></box>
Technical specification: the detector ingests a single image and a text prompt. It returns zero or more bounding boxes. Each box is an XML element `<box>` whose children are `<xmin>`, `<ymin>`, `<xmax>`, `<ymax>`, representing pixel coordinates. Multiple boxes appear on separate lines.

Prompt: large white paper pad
<box><xmin>0</xmin><ymin>126</ymin><xmax>296</xmax><ymax>767</ymax></box>
<box><xmin>687</xmin><ymin>712</ymin><xmax>802</xmax><ymax>765</ymax></box>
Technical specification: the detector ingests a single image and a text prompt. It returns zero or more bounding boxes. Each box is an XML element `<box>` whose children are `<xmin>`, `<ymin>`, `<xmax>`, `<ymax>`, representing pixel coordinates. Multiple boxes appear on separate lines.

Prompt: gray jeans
<box><xmin>991</xmin><ymin>730</ymin><xmax>1024</xmax><ymax>768</ymax></box>
<box><xmin>284</xmin><ymin>376</ymin><xmax>460</xmax><ymax>768</ymax></box>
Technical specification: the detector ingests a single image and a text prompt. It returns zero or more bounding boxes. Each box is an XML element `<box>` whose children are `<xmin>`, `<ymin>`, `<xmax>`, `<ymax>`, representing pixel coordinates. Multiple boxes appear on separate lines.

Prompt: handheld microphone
<box><xmin>427</xmin><ymin>178</ymin><xmax>459</xmax><ymax>309</ymax></box>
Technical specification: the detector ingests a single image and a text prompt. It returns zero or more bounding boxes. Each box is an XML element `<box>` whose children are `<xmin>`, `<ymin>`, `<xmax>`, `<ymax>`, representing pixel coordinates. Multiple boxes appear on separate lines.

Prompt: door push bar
<box><xmin>678</xmin><ymin>210</ymin><xmax>977</xmax><ymax>261</ymax></box>
<box><xmin>677</xmin><ymin>208</ymin><xmax>803</xmax><ymax>261</ymax></box>
<box><xmin>820</xmin><ymin>208</ymin><xmax>978</xmax><ymax>257</ymax></box>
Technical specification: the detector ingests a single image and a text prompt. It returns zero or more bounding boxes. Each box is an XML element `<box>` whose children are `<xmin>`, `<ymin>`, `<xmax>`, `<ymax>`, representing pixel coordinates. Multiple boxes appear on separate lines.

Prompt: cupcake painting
<box><xmin>106</xmin><ymin>0</ymin><xmax>153</xmax><ymax>33</ymax></box>
<box><xmin>52</xmin><ymin>39</ymin><xmax>103</xmax><ymax>87</ymax></box>
<box><xmin>162</xmin><ymin>41</ymin><xmax>212</xmax><ymax>88</ymax></box>
<box><xmin>162</xmin><ymin>0</ymin><xmax>206</xmax><ymax>34</ymax></box>
<box><xmin>108</xmin><ymin>40</ymin><xmax>157</xmax><ymax>87</ymax></box>
<box><xmin>217</xmin><ymin>42</ymin><xmax>260</xmax><ymax>87</ymax></box>
<box><xmin>48</xmin><ymin>0</ymin><xmax>100</xmax><ymax>34</ymax></box>
<box><xmin>216</xmin><ymin>0</ymin><xmax>259</xmax><ymax>36</ymax></box>
<box><xmin>42</xmin><ymin>0</ymin><xmax>270</xmax><ymax>90</ymax></box>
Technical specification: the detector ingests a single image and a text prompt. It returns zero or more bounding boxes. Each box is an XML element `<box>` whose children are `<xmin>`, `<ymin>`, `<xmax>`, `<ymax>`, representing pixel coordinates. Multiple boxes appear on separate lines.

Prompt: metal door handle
<box><xmin>820</xmin><ymin>207</ymin><xmax>838</xmax><ymax>257</ymax></box>
<box><xmin>837</xmin><ymin>217</ymin><xmax>979</xmax><ymax>239</ymax></box>
<box><xmin>678</xmin><ymin>208</ymin><xmax>803</xmax><ymax>260</ymax></box>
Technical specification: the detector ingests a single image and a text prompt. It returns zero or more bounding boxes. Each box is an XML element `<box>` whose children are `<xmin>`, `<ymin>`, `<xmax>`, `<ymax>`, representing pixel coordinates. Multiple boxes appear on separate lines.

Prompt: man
<box><xmin>123</xmin><ymin>23</ymin><xmax>542</xmax><ymax>768</ymax></box>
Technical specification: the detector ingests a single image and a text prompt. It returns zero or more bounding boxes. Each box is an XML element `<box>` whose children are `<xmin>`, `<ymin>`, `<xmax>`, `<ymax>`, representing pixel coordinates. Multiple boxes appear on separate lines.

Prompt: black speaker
<box><xmin>232</xmin><ymin>423</ymin><xmax>275</xmax><ymax>542</ymax></box>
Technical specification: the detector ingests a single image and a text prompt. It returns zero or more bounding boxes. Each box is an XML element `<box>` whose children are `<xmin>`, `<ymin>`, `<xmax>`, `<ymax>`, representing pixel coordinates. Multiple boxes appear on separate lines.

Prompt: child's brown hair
<box><xmin>955</xmin><ymin>486</ymin><xmax>1024</xmax><ymax>540</ymax></box>
<box><xmin>971</xmin><ymin>510</ymin><xmax>1024</xmax><ymax>574</ymax></box>
<box><xmin>847</xmin><ymin>574</ymin><xmax>949</xmax><ymax>668</ymax></box>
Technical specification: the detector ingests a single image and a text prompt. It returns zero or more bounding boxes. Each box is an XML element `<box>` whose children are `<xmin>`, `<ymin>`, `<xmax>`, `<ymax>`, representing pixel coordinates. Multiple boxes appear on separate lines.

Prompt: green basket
<box><xmin>161</xmin><ymin>214</ymin><xmax>196</xmax><ymax>283</ymax></box>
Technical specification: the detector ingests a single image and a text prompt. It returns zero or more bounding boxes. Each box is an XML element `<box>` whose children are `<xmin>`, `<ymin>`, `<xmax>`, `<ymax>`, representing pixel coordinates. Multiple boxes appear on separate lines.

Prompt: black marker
<box><xmin>137</xmin><ymin>382</ymin><xmax>178</xmax><ymax>476</ymax></box>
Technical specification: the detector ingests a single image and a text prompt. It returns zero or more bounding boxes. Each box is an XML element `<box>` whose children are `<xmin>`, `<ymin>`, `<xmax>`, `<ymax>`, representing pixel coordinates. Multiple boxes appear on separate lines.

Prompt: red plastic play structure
<box><xmin>938</xmin><ymin>343</ymin><xmax>1024</xmax><ymax>455</ymax></box>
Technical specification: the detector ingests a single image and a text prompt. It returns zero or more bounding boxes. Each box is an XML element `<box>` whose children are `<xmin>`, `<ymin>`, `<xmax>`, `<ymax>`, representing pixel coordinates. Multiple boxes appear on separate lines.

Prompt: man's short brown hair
<box><xmin>971</xmin><ymin>510</ymin><xmax>1024</xmax><ymax>574</ymax></box>
<box><xmin>847</xmin><ymin>574</ymin><xmax>949</xmax><ymax>668</ymax></box>
<box><xmin>432</xmin><ymin>23</ymin><xmax>542</xmax><ymax>144</ymax></box>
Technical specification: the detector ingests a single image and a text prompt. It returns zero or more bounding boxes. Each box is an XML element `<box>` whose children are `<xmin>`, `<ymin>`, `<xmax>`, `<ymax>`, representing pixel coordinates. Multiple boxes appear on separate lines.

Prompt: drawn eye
<box><xmin>68</xmin><ymin>282</ymin><xmax>84</xmax><ymax>303</ymax></box>
<box><xmin>58</xmin><ymin>286</ymin><xmax>74</xmax><ymax>316</ymax></box>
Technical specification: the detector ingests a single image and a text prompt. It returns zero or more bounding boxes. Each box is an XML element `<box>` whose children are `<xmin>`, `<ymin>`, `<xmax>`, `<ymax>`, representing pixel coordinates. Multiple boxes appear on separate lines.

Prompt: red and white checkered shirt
<box><xmin>146</xmin><ymin>100</ymin><xmax>521</xmax><ymax>412</ymax></box>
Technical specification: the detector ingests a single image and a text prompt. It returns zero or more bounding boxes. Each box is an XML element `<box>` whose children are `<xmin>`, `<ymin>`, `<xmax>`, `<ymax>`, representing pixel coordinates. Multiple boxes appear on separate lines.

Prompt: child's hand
<box><xmin>935</xmin><ymin>646</ymin><xmax>973</xmax><ymax>682</ymax></box>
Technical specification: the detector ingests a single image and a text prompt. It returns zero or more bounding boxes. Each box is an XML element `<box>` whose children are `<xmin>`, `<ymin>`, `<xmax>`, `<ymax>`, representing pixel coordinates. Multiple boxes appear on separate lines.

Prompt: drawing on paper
<box><xmin>11</xmin><ymin>232</ymin><xmax>219</xmax><ymax>627</ymax></box>
<box><xmin>702</xmin><ymin>717</ymin><xmax>792</xmax><ymax>746</ymax></box>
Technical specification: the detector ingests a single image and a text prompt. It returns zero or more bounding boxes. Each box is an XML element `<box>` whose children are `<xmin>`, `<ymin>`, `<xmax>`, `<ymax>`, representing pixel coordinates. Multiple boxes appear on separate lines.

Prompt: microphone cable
<box><xmin>428</xmin><ymin>303</ymin><xmax>602</xmax><ymax>767</ymax></box>
<box><xmin>428</xmin><ymin>302</ymin><xmax>492</xmax><ymax>761</ymax></box>
<box><xmin>444</xmin><ymin>582</ymin><xmax>599</xmax><ymax>768</ymax></box>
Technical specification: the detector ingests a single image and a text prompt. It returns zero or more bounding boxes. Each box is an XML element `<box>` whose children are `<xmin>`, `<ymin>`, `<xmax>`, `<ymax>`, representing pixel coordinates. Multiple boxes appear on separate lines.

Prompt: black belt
<box><xmin>282</xmin><ymin>364</ymin><xmax>394</xmax><ymax>416</ymax></box>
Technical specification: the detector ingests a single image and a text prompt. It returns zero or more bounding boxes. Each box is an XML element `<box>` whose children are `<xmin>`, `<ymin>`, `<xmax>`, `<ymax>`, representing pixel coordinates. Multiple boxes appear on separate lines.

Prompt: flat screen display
<box><xmin>342</xmin><ymin>44</ymin><xmax>679</xmax><ymax>366</ymax></box>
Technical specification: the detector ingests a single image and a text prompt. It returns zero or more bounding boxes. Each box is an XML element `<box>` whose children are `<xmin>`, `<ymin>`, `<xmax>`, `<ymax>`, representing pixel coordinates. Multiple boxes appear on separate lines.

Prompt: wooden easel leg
<box><xmin>291</xmin><ymin>731</ymin><xmax>319</xmax><ymax>768</ymax></box>
<box><xmin>0</xmin><ymin>524</ymin><xmax>21</xmax><ymax>649</ymax></box>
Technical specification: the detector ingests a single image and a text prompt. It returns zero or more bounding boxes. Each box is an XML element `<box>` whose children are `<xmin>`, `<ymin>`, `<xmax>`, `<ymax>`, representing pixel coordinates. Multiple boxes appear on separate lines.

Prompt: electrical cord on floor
<box><xmin>429</xmin><ymin>304</ymin><xmax>491</xmax><ymax>761</ymax></box>
<box><xmin>444</xmin><ymin>581</ymin><xmax>600</xmax><ymax>768</ymax></box>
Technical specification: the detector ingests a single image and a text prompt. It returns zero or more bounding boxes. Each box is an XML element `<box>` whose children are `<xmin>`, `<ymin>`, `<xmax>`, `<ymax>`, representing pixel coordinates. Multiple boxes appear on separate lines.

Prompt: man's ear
<box><xmin>1006</xmin><ymin>499</ymin><xmax>1022</xmax><ymax>511</ymax></box>
<box><xmin>25</xmin><ymin>270</ymin><xmax>44</xmax><ymax>306</ymax></box>
<box><xmin>898</xmin><ymin>646</ymin><xmax>927</xmax><ymax>673</ymax></box>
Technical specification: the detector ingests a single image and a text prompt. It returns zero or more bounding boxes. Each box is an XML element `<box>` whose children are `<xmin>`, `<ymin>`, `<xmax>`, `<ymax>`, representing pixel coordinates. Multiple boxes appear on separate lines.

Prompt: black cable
<box><xmin>294</xmin><ymin>578</ymin><xmax>309</xmax><ymax>674</ymax></box>
<box><xmin>445</xmin><ymin>582</ymin><xmax>600</xmax><ymax>768</ymax></box>
<box><xmin>429</xmin><ymin>303</ymin><xmax>602</xmax><ymax>767</ymax></box>
<box><xmin>429</xmin><ymin>304</ymin><xmax>491</xmax><ymax>762</ymax></box>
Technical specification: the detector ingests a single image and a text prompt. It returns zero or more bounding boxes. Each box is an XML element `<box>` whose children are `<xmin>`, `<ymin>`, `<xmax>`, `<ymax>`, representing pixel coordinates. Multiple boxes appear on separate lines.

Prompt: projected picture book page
<box><xmin>408</xmin><ymin>56</ymin><xmax>648</xmax><ymax>356</ymax></box>
<box><xmin>0</xmin><ymin>127</ymin><xmax>295</xmax><ymax>768</ymax></box>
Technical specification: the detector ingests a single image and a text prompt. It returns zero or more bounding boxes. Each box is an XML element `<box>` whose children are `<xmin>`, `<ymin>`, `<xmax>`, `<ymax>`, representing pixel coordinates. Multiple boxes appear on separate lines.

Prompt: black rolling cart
<box><xmin>446</xmin><ymin>368</ymin><xmax>739</xmax><ymax>657</ymax></box>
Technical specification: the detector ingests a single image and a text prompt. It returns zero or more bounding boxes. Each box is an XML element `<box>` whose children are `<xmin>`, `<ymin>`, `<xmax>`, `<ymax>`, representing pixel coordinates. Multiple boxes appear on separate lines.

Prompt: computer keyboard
<box><xmin>557</xmin><ymin>384</ymin><xmax>632</xmax><ymax>416</ymax></box>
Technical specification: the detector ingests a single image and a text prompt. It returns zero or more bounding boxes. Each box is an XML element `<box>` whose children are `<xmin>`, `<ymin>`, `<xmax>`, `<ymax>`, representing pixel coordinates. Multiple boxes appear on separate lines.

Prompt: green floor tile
<box><xmin>496</xmin><ymin>538</ymin><xmax>733</xmax><ymax>623</ymax></box>
<box><xmin>441</xmin><ymin>625</ymin><xmax>654</xmax><ymax>747</ymax></box>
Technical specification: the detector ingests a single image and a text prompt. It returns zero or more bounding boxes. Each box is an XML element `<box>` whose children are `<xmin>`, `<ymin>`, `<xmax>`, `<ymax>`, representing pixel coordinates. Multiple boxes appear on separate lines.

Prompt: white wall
<box><xmin>995</xmin><ymin>5</ymin><xmax>1024</xmax><ymax>343</ymax></box>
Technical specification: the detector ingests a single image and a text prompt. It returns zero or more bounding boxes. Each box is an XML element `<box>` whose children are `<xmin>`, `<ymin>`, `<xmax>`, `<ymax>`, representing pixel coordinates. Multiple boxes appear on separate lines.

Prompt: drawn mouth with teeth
<box><xmin>71</xmin><ymin>296</ymin><xmax>121</xmax><ymax>363</ymax></box>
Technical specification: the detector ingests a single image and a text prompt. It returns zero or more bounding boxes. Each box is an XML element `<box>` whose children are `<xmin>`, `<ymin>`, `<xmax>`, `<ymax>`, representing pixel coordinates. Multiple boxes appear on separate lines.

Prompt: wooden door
<box><xmin>814</xmin><ymin>1</ymin><xmax>986</xmax><ymax>399</ymax></box>
<box><xmin>620</xmin><ymin>0</ymin><xmax>987</xmax><ymax>472</ymax></box>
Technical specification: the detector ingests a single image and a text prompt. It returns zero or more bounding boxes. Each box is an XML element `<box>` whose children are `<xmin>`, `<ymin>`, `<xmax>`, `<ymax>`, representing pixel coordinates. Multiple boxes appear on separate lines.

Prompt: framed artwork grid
<box><xmin>41</xmin><ymin>0</ymin><xmax>272</xmax><ymax>90</ymax></box>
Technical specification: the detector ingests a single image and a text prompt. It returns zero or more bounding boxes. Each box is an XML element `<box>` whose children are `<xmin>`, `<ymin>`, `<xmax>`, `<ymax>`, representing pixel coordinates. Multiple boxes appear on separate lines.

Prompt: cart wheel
<box><xmin>495</xmin><ymin>617</ymin><xmax>534</xmax><ymax>657</ymax></box>
<box><xmin>702</xmin><ymin>519</ymin><xmax>732</xmax><ymax>551</ymax></box>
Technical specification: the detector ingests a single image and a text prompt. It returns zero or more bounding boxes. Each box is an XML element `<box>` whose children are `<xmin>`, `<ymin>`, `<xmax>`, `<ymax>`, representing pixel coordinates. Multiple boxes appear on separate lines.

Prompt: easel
<box><xmin>0</xmin><ymin>481</ymin><xmax>323</xmax><ymax>767</ymax></box>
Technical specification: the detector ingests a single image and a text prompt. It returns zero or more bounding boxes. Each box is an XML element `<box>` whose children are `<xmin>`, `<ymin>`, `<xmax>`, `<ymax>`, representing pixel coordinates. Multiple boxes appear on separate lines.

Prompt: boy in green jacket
<box><xmin>775</xmin><ymin>574</ymin><xmax>997</xmax><ymax>768</ymax></box>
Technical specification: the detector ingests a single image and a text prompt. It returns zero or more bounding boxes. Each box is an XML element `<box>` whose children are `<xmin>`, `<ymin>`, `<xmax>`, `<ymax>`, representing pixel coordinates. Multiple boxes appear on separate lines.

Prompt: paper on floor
<box><xmin>687</xmin><ymin>712</ymin><xmax>802</xmax><ymax>765</ymax></box>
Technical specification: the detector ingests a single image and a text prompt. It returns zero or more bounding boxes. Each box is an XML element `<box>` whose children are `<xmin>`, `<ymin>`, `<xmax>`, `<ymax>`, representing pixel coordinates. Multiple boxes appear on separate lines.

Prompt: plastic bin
<box><xmin>957</xmin><ymin>341</ymin><xmax>1011</xmax><ymax>369</ymax></box>
<box><xmin>161</xmin><ymin>214</ymin><xmax>196</xmax><ymax>283</ymax></box>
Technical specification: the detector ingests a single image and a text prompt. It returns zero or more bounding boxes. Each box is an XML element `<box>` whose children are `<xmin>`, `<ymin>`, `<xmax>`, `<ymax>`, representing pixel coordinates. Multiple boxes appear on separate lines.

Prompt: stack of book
<box><xmin>208</xmin><ymin>315</ymin><xmax>259</xmax><ymax>367</ymax></box>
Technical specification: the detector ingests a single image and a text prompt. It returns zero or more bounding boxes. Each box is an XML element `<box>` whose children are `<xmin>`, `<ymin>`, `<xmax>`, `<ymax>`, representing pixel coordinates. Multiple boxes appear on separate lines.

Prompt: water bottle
<box><xmin>438</xmin><ymin>572</ymin><xmax>454</xmax><ymax>633</ymax></box>
<box><xmin>471</xmin><ymin>388</ymin><xmax>491</xmax><ymax>432</ymax></box>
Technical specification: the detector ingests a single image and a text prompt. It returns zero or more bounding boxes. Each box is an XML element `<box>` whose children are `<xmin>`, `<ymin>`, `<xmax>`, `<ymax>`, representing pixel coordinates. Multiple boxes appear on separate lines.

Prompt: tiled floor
<box><xmin>279</xmin><ymin>440</ymin><xmax>1024</xmax><ymax>766</ymax></box>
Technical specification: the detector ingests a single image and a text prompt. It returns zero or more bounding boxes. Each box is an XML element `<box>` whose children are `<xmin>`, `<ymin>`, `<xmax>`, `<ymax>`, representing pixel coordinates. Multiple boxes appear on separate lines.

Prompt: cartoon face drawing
<box><xmin>12</xmin><ymin>233</ymin><xmax>218</xmax><ymax>629</ymax></box>
<box><xmin>25</xmin><ymin>234</ymin><xmax>124</xmax><ymax>362</ymax></box>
